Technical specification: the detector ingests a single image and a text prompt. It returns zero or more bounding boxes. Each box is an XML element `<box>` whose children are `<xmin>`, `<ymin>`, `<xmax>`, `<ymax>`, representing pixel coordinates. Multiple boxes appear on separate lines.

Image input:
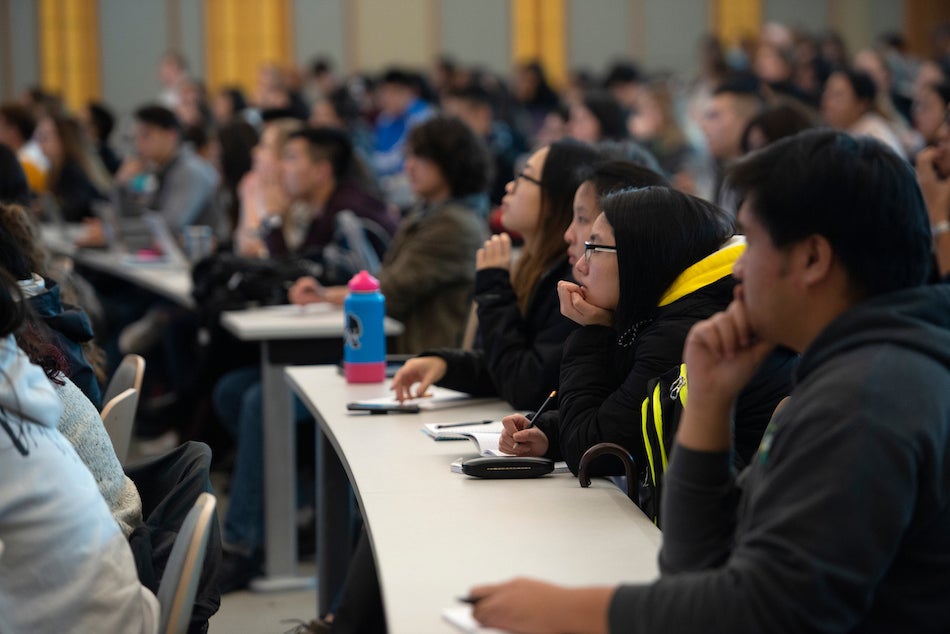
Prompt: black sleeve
<box><xmin>426</xmin><ymin>267</ymin><xmax>574</xmax><ymax>408</ymax></box>
<box><xmin>557</xmin><ymin>319</ymin><xmax>694</xmax><ymax>475</ymax></box>
<box><xmin>472</xmin><ymin>267</ymin><xmax>575</xmax><ymax>409</ymax></box>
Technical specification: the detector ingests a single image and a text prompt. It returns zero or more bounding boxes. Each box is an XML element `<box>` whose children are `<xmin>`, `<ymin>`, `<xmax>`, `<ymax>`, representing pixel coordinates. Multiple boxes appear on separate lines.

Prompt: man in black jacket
<box><xmin>469</xmin><ymin>130</ymin><xmax>950</xmax><ymax>633</ymax></box>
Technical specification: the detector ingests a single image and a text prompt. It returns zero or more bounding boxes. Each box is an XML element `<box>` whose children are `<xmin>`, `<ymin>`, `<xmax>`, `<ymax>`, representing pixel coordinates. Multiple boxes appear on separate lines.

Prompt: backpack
<box><xmin>638</xmin><ymin>363</ymin><xmax>688</xmax><ymax>526</ymax></box>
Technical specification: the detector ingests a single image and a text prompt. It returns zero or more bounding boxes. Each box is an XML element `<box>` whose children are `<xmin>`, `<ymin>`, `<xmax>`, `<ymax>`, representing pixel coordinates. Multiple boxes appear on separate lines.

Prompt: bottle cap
<box><xmin>347</xmin><ymin>270</ymin><xmax>380</xmax><ymax>292</ymax></box>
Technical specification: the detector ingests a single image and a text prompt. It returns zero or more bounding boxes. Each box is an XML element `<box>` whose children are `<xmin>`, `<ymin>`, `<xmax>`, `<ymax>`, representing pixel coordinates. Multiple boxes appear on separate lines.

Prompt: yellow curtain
<box><xmin>38</xmin><ymin>0</ymin><xmax>101</xmax><ymax>110</ymax></box>
<box><xmin>511</xmin><ymin>0</ymin><xmax>566</xmax><ymax>89</ymax></box>
<box><xmin>205</xmin><ymin>0</ymin><xmax>293</xmax><ymax>96</ymax></box>
<box><xmin>713</xmin><ymin>0</ymin><xmax>761</xmax><ymax>48</ymax></box>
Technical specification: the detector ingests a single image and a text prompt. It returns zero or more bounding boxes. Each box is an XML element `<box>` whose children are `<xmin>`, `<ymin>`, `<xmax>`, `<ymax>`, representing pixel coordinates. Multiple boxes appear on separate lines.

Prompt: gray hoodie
<box><xmin>0</xmin><ymin>335</ymin><xmax>158</xmax><ymax>633</ymax></box>
<box><xmin>610</xmin><ymin>284</ymin><xmax>950</xmax><ymax>633</ymax></box>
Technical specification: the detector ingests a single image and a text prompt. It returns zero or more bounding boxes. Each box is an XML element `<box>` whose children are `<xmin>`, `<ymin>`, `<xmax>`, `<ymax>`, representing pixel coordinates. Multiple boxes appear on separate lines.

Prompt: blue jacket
<box><xmin>29</xmin><ymin>280</ymin><xmax>103</xmax><ymax>409</ymax></box>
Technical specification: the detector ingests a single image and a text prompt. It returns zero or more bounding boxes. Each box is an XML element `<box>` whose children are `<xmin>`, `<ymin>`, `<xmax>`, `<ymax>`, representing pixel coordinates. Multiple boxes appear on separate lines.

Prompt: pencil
<box><xmin>524</xmin><ymin>390</ymin><xmax>556</xmax><ymax>429</ymax></box>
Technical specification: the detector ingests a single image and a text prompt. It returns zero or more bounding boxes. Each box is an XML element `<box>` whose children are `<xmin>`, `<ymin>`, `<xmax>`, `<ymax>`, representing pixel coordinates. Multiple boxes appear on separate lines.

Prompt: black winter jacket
<box><xmin>426</xmin><ymin>258</ymin><xmax>577</xmax><ymax>410</ymax></box>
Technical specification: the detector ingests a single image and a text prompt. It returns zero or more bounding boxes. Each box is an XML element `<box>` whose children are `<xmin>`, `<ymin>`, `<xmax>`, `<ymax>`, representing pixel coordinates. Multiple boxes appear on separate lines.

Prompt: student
<box><xmin>822</xmin><ymin>68</ymin><xmax>904</xmax><ymax>157</ymax></box>
<box><xmin>501</xmin><ymin>186</ymin><xmax>795</xmax><ymax>473</ymax></box>
<box><xmin>470</xmin><ymin>130</ymin><xmax>950</xmax><ymax>633</ymax></box>
<box><xmin>390</xmin><ymin>140</ymin><xmax>602</xmax><ymax>409</ymax></box>
<box><xmin>234</xmin><ymin>117</ymin><xmax>303</xmax><ymax>257</ymax></box>
<box><xmin>568</xmin><ymin>92</ymin><xmax>629</xmax><ymax>144</ymax></box>
<box><xmin>0</xmin><ymin>203</ymin><xmax>103</xmax><ymax>407</ymax></box>
<box><xmin>0</xmin><ymin>271</ymin><xmax>159</xmax><ymax>633</ymax></box>
<box><xmin>35</xmin><ymin>113</ymin><xmax>111</xmax><ymax>223</ymax></box>
<box><xmin>700</xmin><ymin>78</ymin><xmax>764</xmax><ymax>199</ymax></box>
<box><xmin>289</xmin><ymin>115</ymin><xmax>492</xmax><ymax>354</ymax></box>
<box><xmin>112</xmin><ymin>103</ymin><xmax>219</xmax><ymax>230</ymax></box>
<box><xmin>917</xmin><ymin>105</ymin><xmax>950</xmax><ymax>278</ymax></box>
<box><xmin>263</xmin><ymin>127</ymin><xmax>396</xmax><ymax>267</ymax></box>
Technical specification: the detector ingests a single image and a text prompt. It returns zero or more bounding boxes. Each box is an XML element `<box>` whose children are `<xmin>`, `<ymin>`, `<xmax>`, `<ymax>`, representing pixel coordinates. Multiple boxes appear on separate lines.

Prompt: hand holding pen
<box><xmin>499</xmin><ymin>390</ymin><xmax>556</xmax><ymax>456</ymax></box>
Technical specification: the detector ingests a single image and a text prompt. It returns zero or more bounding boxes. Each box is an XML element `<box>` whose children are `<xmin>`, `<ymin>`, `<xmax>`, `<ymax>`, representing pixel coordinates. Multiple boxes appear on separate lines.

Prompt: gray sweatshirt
<box><xmin>610</xmin><ymin>285</ymin><xmax>950</xmax><ymax>633</ymax></box>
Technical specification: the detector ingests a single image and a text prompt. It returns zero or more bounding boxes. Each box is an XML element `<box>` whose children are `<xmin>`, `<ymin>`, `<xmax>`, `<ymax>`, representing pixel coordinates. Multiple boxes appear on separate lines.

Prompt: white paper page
<box><xmin>442</xmin><ymin>606</ymin><xmax>507</xmax><ymax>633</ymax></box>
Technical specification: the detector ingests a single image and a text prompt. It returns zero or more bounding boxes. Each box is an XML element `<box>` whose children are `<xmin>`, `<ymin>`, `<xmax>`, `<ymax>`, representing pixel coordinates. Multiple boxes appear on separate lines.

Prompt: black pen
<box><xmin>436</xmin><ymin>419</ymin><xmax>494</xmax><ymax>429</ymax></box>
<box><xmin>524</xmin><ymin>390</ymin><xmax>557</xmax><ymax>429</ymax></box>
<box><xmin>457</xmin><ymin>595</ymin><xmax>481</xmax><ymax>605</ymax></box>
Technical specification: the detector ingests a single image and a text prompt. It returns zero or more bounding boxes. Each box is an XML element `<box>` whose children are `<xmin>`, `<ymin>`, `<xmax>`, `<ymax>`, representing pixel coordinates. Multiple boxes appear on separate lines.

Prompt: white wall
<box><xmin>568</xmin><ymin>0</ymin><xmax>630</xmax><ymax>75</ymax></box>
<box><xmin>1</xmin><ymin>0</ymin><xmax>909</xmax><ymax>111</ymax></box>
<box><xmin>294</xmin><ymin>0</ymin><xmax>347</xmax><ymax>73</ymax></box>
<box><xmin>442</xmin><ymin>0</ymin><xmax>510</xmax><ymax>76</ymax></box>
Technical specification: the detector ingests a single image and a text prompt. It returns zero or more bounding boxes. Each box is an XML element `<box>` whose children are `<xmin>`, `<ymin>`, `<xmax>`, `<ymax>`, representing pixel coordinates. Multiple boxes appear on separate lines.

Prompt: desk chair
<box><xmin>103</xmin><ymin>354</ymin><xmax>145</xmax><ymax>406</ymax></box>
<box><xmin>157</xmin><ymin>492</ymin><xmax>217</xmax><ymax>634</ymax></box>
<box><xmin>101</xmin><ymin>388</ymin><xmax>139</xmax><ymax>465</ymax></box>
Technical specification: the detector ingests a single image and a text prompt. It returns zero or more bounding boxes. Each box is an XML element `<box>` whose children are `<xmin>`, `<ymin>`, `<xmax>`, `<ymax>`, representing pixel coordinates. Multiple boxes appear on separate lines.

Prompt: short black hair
<box><xmin>579</xmin><ymin>160</ymin><xmax>670</xmax><ymax>198</ymax></box>
<box><xmin>740</xmin><ymin>102</ymin><xmax>814</xmax><ymax>153</ymax></box>
<box><xmin>406</xmin><ymin>115</ymin><xmax>491</xmax><ymax>197</ymax></box>
<box><xmin>380</xmin><ymin>68</ymin><xmax>417</xmax><ymax>89</ymax></box>
<box><xmin>833</xmin><ymin>68</ymin><xmax>877</xmax><ymax>103</ymax></box>
<box><xmin>311</xmin><ymin>57</ymin><xmax>334</xmax><ymax>76</ymax></box>
<box><xmin>713</xmin><ymin>73</ymin><xmax>763</xmax><ymax>98</ymax></box>
<box><xmin>287</xmin><ymin>127</ymin><xmax>355</xmax><ymax>182</ymax></box>
<box><xmin>604</xmin><ymin>61</ymin><xmax>642</xmax><ymax>87</ymax></box>
<box><xmin>580</xmin><ymin>92</ymin><xmax>629</xmax><ymax>141</ymax></box>
<box><xmin>0</xmin><ymin>103</ymin><xmax>37</xmax><ymax>141</ymax></box>
<box><xmin>444</xmin><ymin>84</ymin><xmax>494</xmax><ymax>110</ymax></box>
<box><xmin>86</xmin><ymin>102</ymin><xmax>115</xmax><ymax>141</ymax></box>
<box><xmin>134</xmin><ymin>104</ymin><xmax>181</xmax><ymax>132</ymax></box>
<box><xmin>603</xmin><ymin>187</ymin><xmax>735</xmax><ymax>328</ymax></box>
<box><xmin>726</xmin><ymin>129</ymin><xmax>930</xmax><ymax>297</ymax></box>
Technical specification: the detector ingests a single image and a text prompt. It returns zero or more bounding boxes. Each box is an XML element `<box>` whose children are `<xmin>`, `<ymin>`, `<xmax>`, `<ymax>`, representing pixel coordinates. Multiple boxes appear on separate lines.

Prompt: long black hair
<box><xmin>602</xmin><ymin>186</ymin><xmax>734</xmax><ymax>331</ymax></box>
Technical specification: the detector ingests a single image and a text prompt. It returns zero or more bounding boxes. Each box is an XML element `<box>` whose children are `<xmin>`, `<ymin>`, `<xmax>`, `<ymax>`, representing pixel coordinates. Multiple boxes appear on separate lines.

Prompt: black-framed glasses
<box><xmin>584</xmin><ymin>241</ymin><xmax>618</xmax><ymax>263</ymax></box>
<box><xmin>513</xmin><ymin>170</ymin><xmax>542</xmax><ymax>191</ymax></box>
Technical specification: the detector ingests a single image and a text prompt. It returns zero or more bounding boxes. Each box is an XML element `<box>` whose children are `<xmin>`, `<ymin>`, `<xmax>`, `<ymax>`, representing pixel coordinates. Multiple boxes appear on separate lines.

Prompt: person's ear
<box><xmin>799</xmin><ymin>234</ymin><xmax>835</xmax><ymax>288</ymax></box>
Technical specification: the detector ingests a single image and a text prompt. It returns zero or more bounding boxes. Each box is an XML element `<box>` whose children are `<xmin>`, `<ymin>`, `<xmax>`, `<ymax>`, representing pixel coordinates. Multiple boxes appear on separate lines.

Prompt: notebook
<box><xmin>442</xmin><ymin>606</ymin><xmax>506</xmax><ymax>633</ymax></box>
<box><xmin>349</xmin><ymin>386</ymin><xmax>495</xmax><ymax>412</ymax></box>
<box><xmin>421</xmin><ymin>420</ymin><xmax>505</xmax><ymax>441</ymax></box>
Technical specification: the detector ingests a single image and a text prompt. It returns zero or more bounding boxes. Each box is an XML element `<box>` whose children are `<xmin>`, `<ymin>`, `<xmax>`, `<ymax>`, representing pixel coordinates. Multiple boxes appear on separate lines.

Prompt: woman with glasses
<box><xmin>499</xmin><ymin>186</ymin><xmax>796</xmax><ymax>474</ymax></box>
<box><xmin>390</xmin><ymin>139</ymin><xmax>602</xmax><ymax>409</ymax></box>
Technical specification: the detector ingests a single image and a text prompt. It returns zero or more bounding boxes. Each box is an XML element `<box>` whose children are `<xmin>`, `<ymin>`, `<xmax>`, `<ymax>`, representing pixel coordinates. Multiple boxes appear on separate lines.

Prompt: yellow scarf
<box><xmin>657</xmin><ymin>236</ymin><xmax>745</xmax><ymax>307</ymax></box>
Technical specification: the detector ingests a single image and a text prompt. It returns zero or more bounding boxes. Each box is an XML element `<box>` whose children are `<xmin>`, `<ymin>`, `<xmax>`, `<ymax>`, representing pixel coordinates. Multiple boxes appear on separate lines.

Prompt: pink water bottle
<box><xmin>343</xmin><ymin>270</ymin><xmax>386</xmax><ymax>383</ymax></box>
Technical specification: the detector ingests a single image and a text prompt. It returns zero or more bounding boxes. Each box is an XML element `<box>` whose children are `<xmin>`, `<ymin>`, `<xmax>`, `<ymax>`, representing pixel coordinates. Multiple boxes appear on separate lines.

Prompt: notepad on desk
<box><xmin>421</xmin><ymin>420</ymin><xmax>505</xmax><ymax>440</ymax></box>
<box><xmin>435</xmin><ymin>428</ymin><xmax>571</xmax><ymax>475</ymax></box>
<box><xmin>442</xmin><ymin>606</ymin><xmax>507</xmax><ymax>633</ymax></box>
<box><xmin>349</xmin><ymin>386</ymin><xmax>494</xmax><ymax>412</ymax></box>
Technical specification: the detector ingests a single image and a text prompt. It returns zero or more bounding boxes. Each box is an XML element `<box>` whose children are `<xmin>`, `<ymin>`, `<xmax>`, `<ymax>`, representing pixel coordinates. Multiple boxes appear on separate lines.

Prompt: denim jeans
<box><xmin>214</xmin><ymin>366</ymin><xmax>313</xmax><ymax>551</ymax></box>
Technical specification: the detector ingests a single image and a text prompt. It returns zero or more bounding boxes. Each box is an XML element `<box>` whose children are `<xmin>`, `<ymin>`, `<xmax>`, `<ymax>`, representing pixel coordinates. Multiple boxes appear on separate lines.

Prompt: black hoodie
<box><xmin>609</xmin><ymin>284</ymin><xmax>950</xmax><ymax>633</ymax></box>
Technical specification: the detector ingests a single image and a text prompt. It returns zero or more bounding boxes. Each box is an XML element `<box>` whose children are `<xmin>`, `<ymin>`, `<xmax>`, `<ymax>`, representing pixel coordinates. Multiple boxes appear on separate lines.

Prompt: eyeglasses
<box><xmin>513</xmin><ymin>170</ymin><xmax>542</xmax><ymax>191</ymax></box>
<box><xmin>584</xmin><ymin>241</ymin><xmax>618</xmax><ymax>263</ymax></box>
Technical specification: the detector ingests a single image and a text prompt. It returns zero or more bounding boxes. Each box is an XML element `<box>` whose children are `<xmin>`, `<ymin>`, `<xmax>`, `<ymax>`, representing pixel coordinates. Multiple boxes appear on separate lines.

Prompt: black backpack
<box><xmin>638</xmin><ymin>363</ymin><xmax>688</xmax><ymax>526</ymax></box>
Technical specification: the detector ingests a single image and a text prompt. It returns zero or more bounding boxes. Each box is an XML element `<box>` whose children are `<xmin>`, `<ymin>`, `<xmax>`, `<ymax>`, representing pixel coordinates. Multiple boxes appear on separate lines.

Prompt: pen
<box><xmin>457</xmin><ymin>596</ymin><xmax>481</xmax><ymax>605</ymax></box>
<box><xmin>436</xmin><ymin>419</ymin><xmax>494</xmax><ymax>429</ymax></box>
<box><xmin>524</xmin><ymin>390</ymin><xmax>557</xmax><ymax>429</ymax></box>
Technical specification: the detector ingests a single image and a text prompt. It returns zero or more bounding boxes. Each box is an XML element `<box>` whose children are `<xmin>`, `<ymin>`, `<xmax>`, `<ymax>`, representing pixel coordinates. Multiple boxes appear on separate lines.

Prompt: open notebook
<box><xmin>423</xmin><ymin>421</ymin><xmax>571</xmax><ymax>474</ymax></box>
<box><xmin>442</xmin><ymin>606</ymin><xmax>507</xmax><ymax>633</ymax></box>
<box><xmin>349</xmin><ymin>386</ymin><xmax>495</xmax><ymax>411</ymax></box>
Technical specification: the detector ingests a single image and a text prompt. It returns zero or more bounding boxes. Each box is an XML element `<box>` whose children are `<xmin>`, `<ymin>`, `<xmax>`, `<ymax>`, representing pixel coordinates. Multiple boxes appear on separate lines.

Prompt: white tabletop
<box><xmin>220</xmin><ymin>303</ymin><xmax>404</xmax><ymax>340</ymax></box>
<box><xmin>286</xmin><ymin>365</ymin><xmax>661</xmax><ymax>633</ymax></box>
<box><xmin>40</xmin><ymin>224</ymin><xmax>194</xmax><ymax>308</ymax></box>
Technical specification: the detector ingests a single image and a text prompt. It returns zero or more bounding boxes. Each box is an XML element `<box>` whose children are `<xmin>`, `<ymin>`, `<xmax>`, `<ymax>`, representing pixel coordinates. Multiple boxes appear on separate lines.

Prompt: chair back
<box><xmin>157</xmin><ymin>492</ymin><xmax>217</xmax><ymax>634</ymax></box>
<box><xmin>103</xmin><ymin>354</ymin><xmax>145</xmax><ymax>406</ymax></box>
<box><xmin>100</xmin><ymin>388</ymin><xmax>139</xmax><ymax>465</ymax></box>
